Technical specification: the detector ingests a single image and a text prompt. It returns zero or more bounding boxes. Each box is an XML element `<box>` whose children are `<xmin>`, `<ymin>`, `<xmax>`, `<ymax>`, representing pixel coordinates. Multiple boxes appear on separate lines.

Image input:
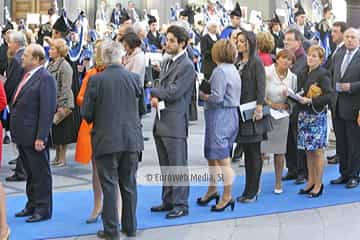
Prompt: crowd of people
<box><xmin>0</xmin><ymin>1</ymin><xmax>359</xmax><ymax>239</ymax></box>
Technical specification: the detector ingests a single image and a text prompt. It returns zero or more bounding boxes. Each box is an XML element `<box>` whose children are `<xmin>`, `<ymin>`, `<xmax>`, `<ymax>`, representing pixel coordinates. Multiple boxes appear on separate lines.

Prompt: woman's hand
<box><xmin>357</xmin><ymin>111</ymin><xmax>360</xmax><ymax>127</ymax></box>
<box><xmin>253</xmin><ymin>105</ymin><xmax>263</xmax><ymax>121</ymax></box>
<box><xmin>271</xmin><ymin>103</ymin><xmax>288</xmax><ymax>110</ymax></box>
<box><xmin>299</xmin><ymin>97</ymin><xmax>312</xmax><ymax>105</ymax></box>
<box><xmin>199</xmin><ymin>91</ymin><xmax>209</xmax><ymax>101</ymax></box>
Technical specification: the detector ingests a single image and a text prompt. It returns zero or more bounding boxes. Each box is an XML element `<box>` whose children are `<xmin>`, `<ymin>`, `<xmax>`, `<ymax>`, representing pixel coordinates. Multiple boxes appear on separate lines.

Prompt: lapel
<box><xmin>341</xmin><ymin>49</ymin><xmax>360</xmax><ymax>80</ymax></box>
<box><xmin>13</xmin><ymin>67</ymin><xmax>43</xmax><ymax>106</ymax></box>
<box><xmin>159</xmin><ymin>54</ymin><xmax>186</xmax><ymax>82</ymax></box>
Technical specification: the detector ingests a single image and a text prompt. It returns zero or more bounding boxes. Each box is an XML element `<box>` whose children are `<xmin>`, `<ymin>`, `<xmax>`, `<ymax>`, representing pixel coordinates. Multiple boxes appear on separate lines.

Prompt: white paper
<box><xmin>157</xmin><ymin>101</ymin><xmax>165</xmax><ymax>120</ymax></box>
<box><xmin>145</xmin><ymin>52</ymin><xmax>163</xmax><ymax>65</ymax></box>
<box><xmin>26</xmin><ymin>14</ymin><xmax>40</xmax><ymax>25</ymax></box>
<box><xmin>239</xmin><ymin>101</ymin><xmax>256</xmax><ymax>112</ymax></box>
<box><xmin>270</xmin><ymin>109</ymin><xmax>289</xmax><ymax>120</ymax></box>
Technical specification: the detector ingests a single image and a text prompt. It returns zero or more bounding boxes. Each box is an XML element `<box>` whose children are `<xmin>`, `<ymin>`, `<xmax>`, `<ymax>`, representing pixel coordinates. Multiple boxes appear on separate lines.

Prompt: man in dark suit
<box><xmin>330</xmin><ymin>28</ymin><xmax>360</xmax><ymax>189</ymax></box>
<box><xmin>283</xmin><ymin>29</ymin><xmax>308</xmax><ymax>184</ymax></box>
<box><xmin>4</xmin><ymin>31</ymin><xmax>27</xmax><ymax>182</ymax></box>
<box><xmin>12</xmin><ymin>44</ymin><xmax>56</xmax><ymax>223</ymax></box>
<box><xmin>150</xmin><ymin>25</ymin><xmax>196</xmax><ymax>219</ymax></box>
<box><xmin>324</xmin><ymin>21</ymin><xmax>348</xmax><ymax>164</ymax></box>
<box><xmin>82</xmin><ymin>40</ymin><xmax>144</xmax><ymax>240</ymax></box>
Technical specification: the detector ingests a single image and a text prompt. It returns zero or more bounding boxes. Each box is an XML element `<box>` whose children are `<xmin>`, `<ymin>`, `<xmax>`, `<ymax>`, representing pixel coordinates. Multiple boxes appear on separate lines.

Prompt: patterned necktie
<box><xmin>13</xmin><ymin>72</ymin><xmax>31</xmax><ymax>103</ymax></box>
<box><xmin>341</xmin><ymin>51</ymin><xmax>353</xmax><ymax>78</ymax></box>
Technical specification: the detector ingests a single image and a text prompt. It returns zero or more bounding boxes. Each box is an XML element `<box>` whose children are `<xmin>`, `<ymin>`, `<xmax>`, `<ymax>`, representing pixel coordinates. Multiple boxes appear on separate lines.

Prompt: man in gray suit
<box><xmin>150</xmin><ymin>25</ymin><xmax>196</xmax><ymax>219</ymax></box>
<box><xmin>82</xmin><ymin>40</ymin><xmax>144</xmax><ymax>239</ymax></box>
<box><xmin>330</xmin><ymin>28</ymin><xmax>360</xmax><ymax>189</ymax></box>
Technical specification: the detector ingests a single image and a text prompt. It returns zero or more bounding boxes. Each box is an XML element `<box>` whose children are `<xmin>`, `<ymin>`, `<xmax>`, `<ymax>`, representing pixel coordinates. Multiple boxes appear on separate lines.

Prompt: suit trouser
<box><xmin>242</xmin><ymin>142</ymin><xmax>263</xmax><ymax>198</ymax></box>
<box><xmin>334</xmin><ymin>117</ymin><xmax>360</xmax><ymax>178</ymax></box>
<box><xmin>154</xmin><ymin>136</ymin><xmax>189</xmax><ymax>208</ymax></box>
<box><xmin>18</xmin><ymin>145</ymin><xmax>52</xmax><ymax>217</ymax></box>
<box><xmin>331</xmin><ymin>109</ymin><xmax>340</xmax><ymax>156</ymax></box>
<box><xmin>96</xmin><ymin>152</ymin><xmax>138</xmax><ymax>237</ymax></box>
<box><xmin>285</xmin><ymin>112</ymin><xmax>307</xmax><ymax>177</ymax></box>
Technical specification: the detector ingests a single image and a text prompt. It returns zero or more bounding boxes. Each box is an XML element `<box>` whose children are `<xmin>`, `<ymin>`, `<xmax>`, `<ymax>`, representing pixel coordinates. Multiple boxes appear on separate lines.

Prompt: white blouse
<box><xmin>265</xmin><ymin>64</ymin><xmax>297</xmax><ymax>104</ymax></box>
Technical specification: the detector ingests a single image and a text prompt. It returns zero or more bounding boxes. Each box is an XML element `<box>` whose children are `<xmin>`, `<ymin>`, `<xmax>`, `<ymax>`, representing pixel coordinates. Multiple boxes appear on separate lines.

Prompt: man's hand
<box><xmin>34</xmin><ymin>139</ymin><xmax>45</xmax><ymax>152</ymax></box>
<box><xmin>151</xmin><ymin>97</ymin><xmax>159</xmax><ymax>108</ymax></box>
<box><xmin>357</xmin><ymin>111</ymin><xmax>360</xmax><ymax>127</ymax></box>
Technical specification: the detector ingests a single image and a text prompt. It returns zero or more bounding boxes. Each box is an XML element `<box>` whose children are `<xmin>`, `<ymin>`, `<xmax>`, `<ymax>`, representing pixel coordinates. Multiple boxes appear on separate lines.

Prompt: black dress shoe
<box><xmin>294</xmin><ymin>177</ymin><xmax>306</xmax><ymax>185</ymax></box>
<box><xmin>6</xmin><ymin>174</ymin><xmax>26</xmax><ymax>182</ymax></box>
<box><xmin>26</xmin><ymin>213</ymin><xmax>50</xmax><ymax>223</ymax></box>
<box><xmin>15</xmin><ymin>208</ymin><xmax>34</xmax><ymax>217</ymax></box>
<box><xmin>150</xmin><ymin>204</ymin><xmax>173</xmax><ymax>212</ymax></box>
<box><xmin>346</xmin><ymin>178</ymin><xmax>359</xmax><ymax>189</ymax></box>
<box><xmin>282</xmin><ymin>173</ymin><xmax>297</xmax><ymax>181</ymax></box>
<box><xmin>3</xmin><ymin>135</ymin><xmax>10</xmax><ymax>144</ymax></box>
<box><xmin>330</xmin><ymin>176</ymin><xmax>348</xmax><ymax>184</ymax></box>
<box><xmin>121</xmin><ymin>229</ymin><xmax>136</xmax><ymax>237</ymax></box>
<box><xmin>166</xmin><ymin>208</ymin><xmax>188</xmax><ymax>219</ymax></box>
<box><xmin>327</xmin><ymin>154</ymin><xmax>337</xmax><ymax>160</ymax></box>
<box><xmin>97</xmin><ymin>230</ymin><xmax>119</xmax><ymax>240</ymax></box>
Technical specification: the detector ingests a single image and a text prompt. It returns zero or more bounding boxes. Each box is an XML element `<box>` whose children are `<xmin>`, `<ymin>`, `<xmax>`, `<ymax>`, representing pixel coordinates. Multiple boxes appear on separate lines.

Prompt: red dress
<box><xmin>0</xmin><ymin>81</ymin><xmax>8</xmax><ymax>165</ymax></box>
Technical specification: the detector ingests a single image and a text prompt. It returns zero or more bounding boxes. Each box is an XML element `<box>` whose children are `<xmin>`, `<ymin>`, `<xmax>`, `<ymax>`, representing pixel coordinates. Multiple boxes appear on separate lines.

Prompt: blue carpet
<box><xmin>6</xmin><ymin>165</ymin><xmax>360</xmax><ymax>240</ymax></box>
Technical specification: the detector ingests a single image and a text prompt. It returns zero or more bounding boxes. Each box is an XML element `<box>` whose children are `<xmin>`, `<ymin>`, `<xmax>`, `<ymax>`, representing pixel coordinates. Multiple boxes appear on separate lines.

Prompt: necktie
<box><xmin>13</xmin><ymin>72</ymin><xmax>30</xmax><ymax>103</ymax></box>
<box><xmin>341</xmin><ymin>51</ymin><xmax>352</xmax><ymax>78</ymax></box>
<box><xmin>166</xmin><ymin>59</ymin><xmax>174</xmax><ymax>72</ymax></box>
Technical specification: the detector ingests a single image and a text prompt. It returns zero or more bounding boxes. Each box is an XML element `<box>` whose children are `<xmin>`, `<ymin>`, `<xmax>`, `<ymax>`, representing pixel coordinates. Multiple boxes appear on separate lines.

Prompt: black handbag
<box><xmin>199</xmin><ymin>79</ymin><xmax>211</xmax><ymax>94</ymax></box>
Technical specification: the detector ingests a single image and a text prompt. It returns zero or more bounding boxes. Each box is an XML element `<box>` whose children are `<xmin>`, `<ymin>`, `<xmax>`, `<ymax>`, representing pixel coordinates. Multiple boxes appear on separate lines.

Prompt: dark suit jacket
<box><xmin>81</xmin><ymin>64</ymin><xmax>144</xmax><ymax>158</ymax></box>
<box><xmin>151</xmin><ymin>53</ymin><xmax>196</xmax><ymax>139</ymax></box>
<box><xmin>270</xmin><ymin>31</ymin><xmax>284</xmax><ymax>55</ymax></box>
<box><xmin>0</xmin><ymin>43</ymin><xmax>7</xmax><ymax>75</ymax></box>
<box><xmin>324</xmin><ymin>45</ymin><xmax>346</xmax><ymax>72</ymax></box>
<box><xmin>297</xmin><ymin>66</ymin><xmax>334</xmax><ymax>114</ymax></box>
<box><xmin>5</xmin><ymin>48</ymin><xmax>25</xmax><ymax>103</ymax></box>
<box><xmin>10</xmin><ymin>67</ymin><xmax>57</xmax><ymax>146</ymax></box>
<box><xmin>200</xmin><ymin>34</ymin><xmax>218</xmax><ymax>80</ymax></box>
<box><xmin>332</xmin><ymin>49</ymin><xmax>360</xmax><ymax>120</ymax></box>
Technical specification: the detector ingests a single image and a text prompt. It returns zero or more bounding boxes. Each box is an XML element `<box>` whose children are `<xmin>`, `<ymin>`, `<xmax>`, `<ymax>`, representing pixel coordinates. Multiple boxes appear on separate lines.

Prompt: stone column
<box><xmin>346</xmin><ymin>0</ymin><xmax>360</xmax><ymax>27</ymax></box>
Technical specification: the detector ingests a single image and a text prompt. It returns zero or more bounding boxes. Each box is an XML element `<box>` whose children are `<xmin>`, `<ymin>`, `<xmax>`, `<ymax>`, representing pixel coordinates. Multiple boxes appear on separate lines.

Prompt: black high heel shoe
<box><xmin>211</xmin><ymin>199</ymin><xmax>235</xmax><ymax>212</ymax></box>
<box><xmin>308</xmin><ymin>184</ymin><xmax>324</xmax><ymax>198</ymax></box>
<box><xmin>298</xmin><ymin>185</ymin><xmax>314</xmax><ymax>195</ymax></box>
<box><xmin>196</xmin><ymin>192</ymin><xmax>220</xmax><ymax>206</ymax></box>
<box><xmin>86</xmin><ymin>211</ymin><xmax>102</xmax><ymax>224</ymax></box>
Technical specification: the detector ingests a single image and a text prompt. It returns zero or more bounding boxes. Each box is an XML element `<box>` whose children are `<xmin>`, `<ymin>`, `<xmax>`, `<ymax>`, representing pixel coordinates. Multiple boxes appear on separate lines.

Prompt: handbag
<box><xmin>199</xmin><ymin>79</ymin><xmax>211</xmax><ymax>94</ymax></box>
<box><xmin>306</xmin><ymin>83</ymin><xmax>322</xmax><ymax>99</ymax></box>
<box><xmin>53</xmin><ymin>108</ymin><xmax>72</xmax><ymax>125</ymax></box>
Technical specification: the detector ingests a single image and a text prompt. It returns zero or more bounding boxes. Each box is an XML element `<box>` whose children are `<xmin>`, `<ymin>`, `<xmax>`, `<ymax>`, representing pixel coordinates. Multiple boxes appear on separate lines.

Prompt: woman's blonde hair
<box><xmin>256</xmin><ymin>32</ymin><xmax>275</xmax><ymax>53</ymax></box>
<box><xmin>307</xmin><ymin>45</ymin><xmax>325</xmax><ymax>61</ymax></box>
<box><xmin>94</xmin><ymin>39</ymin><xmax>105</xmax><ymax>67</ymax></box>
<box><xmin>50</xmin><ymin>38</ymin><xmax>69</xmax><ymax>58</ymax></box>
<box><xmin>211</xmin><ymin>39</ymin><xmax>237</xmax><ymax>64</ymax></box>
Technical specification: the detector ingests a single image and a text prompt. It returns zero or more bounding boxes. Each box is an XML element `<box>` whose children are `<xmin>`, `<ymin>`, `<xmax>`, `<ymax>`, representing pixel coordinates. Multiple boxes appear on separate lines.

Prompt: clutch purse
<box><xmin>306</xmin><ymin>83</ymin><xmax>322</xmax><ymax>99</ymax></box>
<box><xmin>53</xmin><ymin>108</ymin><xmax>72</xmax><ymax>125</ymax></box>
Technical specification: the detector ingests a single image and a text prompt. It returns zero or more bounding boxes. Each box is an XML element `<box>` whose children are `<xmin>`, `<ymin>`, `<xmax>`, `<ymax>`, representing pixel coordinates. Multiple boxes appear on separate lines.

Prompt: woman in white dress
<box><xmin>261</xmin><ymin>49</ymin><xmax>298</xmax><ymax>194</ymax></box>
